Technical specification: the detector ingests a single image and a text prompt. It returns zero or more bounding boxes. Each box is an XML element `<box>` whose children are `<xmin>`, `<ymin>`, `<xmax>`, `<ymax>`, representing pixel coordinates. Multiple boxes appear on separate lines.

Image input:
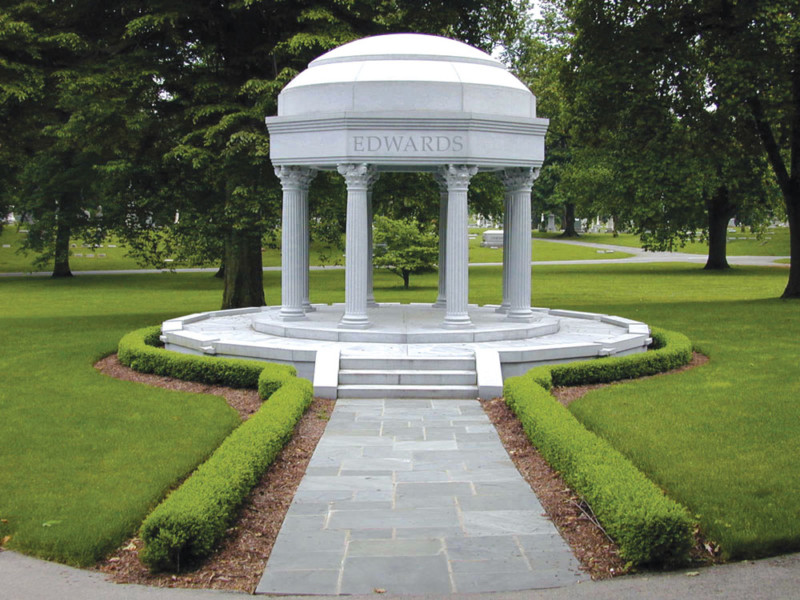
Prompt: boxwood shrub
<box><xmin>504</xmin><ymin>327</ymin><xmax>695</xmax><ymax>566</ymax></box>
<box><xmin>139</xmin><ymin>378</ymin><xmax>313</xmax><ymax>570</ymax></box>
<box><xmin>116</xmin><ymin>325</ymin><xmax>312</xmax><ymax>571</ymax></box>
<box><xmin>525</xmin><ymin>327</ymin><xmax>692</xmax><ymax>391</ymax></box>
<box><xmin>118</xmin><ymin>326</ymin><xmax>295</xmax><ymax>393</ymax></box>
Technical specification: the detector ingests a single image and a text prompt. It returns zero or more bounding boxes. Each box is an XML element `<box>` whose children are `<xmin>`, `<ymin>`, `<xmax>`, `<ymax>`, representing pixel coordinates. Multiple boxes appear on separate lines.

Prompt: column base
<box><xmin>506</xmin><ymin>309</ymin><xmax>534</xmax><ymax>322</ymax></box>
<box><xmin>366</xmin><ymin>296</ymin><xmax>379</xmax><ymax>308</ymax></box>
<box><xmin>495</xmin><ymin>303</ymin><xmax>510</xmax><ymax>314</ymax></box>
<box><xmin>279</xmin><ymin>307</ymin><xmax>307</xmax><ymax>321</ymax></box>
<box><xmin>432</xmin><ymin>297</ymin><xmax>447</xmax><ymax>308</ymax></box>
<box><xmin>339</xmin><ymin>314</ymin><xmax>371</xmax><ymax>329</ymax></box>
<box><xmin>441</xmin><ymin>313</ymin><xmax>473</xmax><ymax>329</ymax></box>
<box><xmin>302</xmin><ymin>302</ymin><xmax>316</xmax><ymax>312</ymax></box>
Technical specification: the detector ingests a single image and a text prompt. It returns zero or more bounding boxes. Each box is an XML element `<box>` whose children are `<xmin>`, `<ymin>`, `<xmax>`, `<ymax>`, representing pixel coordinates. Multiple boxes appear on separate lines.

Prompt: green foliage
<box><xmin>504</xmin><ymin>331</ymin><xmax>695</xmax><ymax>565</ymax></box>
<box><xmin>139</xmin><ymin>378</ymin><xmax>313</xmax><ymax>571</ymax></box>
<box><xmin>373</xmin><ymin>215</ymin><xmax>438</xmax><ymax>289</ymax></box>
<box><xmin>526</xmin><ymin>327</ymin><xmax>692</xmax><ymax>388</ymax></box>
<box><xmin>117</xmin><ymin>326</ymin><xmax>295</xmax><ymax>390</ymax></box>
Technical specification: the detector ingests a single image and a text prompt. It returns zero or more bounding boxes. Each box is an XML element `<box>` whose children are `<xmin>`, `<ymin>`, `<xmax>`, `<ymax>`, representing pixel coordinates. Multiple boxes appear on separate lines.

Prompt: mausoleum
<box><xmin>161</xmin><ymin>34</ymin><xmax>651</xmax><ymax>399</ymax></box>
<box><xmin>266</xmin><ymin>33</ymin><xmax>548</xmax><ymax>328</ymax></box>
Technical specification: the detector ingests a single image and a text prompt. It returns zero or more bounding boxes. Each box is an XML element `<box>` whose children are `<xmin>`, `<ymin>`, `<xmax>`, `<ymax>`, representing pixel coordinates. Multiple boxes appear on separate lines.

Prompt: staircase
<box><xmin>336</xmin><ymin>354</ymin><xmax>478</xmax><ymax>399</ymax></box>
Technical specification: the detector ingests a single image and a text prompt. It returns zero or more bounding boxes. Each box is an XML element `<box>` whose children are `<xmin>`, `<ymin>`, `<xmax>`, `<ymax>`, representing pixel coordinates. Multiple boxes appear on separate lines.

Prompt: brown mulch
<box><xmin>93</xmin><ymin>351</ymin><xmax>716</xmax><ymax>591</ymax></box>
<box><xmin>94</xmin><ymin>355</ymin><xmax>333</xmax><ymax>593</ymax></box>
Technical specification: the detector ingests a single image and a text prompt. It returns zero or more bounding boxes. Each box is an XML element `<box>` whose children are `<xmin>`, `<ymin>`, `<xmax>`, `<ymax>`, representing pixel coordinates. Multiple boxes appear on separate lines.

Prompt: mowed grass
<box><xmin>1</xmin><ymin>261</ymin><xmax>798</xmax><ymax>566</ymax></box>
<box><xmin>525</xmin><ymin>263</ymin><xmax>799</xmax><ymax>560</ymax></box>
<box><xmin>0</xmin><ymin>274</ymin><xmax>242</xmax><ymax>566</ymax></box>
<box><xmin>0</xmin><ymin>227</ymin><xmax>631</xmax><ymax>274</ymax></box>
<box><xmin>534</xmin><ymin>226</ymin><xmax>791</xmax><ymax>257</ymax></box>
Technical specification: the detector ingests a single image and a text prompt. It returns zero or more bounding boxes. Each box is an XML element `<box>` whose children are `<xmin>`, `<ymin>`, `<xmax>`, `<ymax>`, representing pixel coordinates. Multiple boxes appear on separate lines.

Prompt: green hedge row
<box><xmin>526</xmin><ymin>327</ymin><xmax>692</xmax><ymax>390</ymax></box>
<box><xmin>139</xmin><ymin>378</ymin><xmax>313</xmax><ymax>570</ymax></box>
<box><xmin>504</xmin><ymin>327</ymin><xmax>695</xmax><ymax>566</ymax></box>
<box><xmin>118</xmin><ymin>326</ymin><xmax>296</xmax><ymax>392</ymax></box>
<box><xmin>116</xmin><ymin>326</ymin><xmax>311</xmax><ymax>571</ymax></box>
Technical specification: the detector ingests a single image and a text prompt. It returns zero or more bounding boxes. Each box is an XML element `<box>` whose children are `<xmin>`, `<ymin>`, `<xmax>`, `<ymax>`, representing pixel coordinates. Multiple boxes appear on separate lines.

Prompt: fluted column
<box><xmin>366</xmin><ymin>179</ymin><xmax>379</xmax><ymax>307</ymax></box>
<box><xmin>300</xmin><ymin>183</ymin><xmax>314</xmax><ymax>312</ymax></box>
<box><xmin>338</xmin><ymin>163</ymin><xmax>378</xmax><ymax>328</ymax></box>
<box><xmin>433</xmin><ymin>173</ymin><xmax>448</xmax><ymax>307</ymax></box>
<box><xmin>501</xmin><ymin>167</ymin><xmax>538</xmax><ymax>322</ymax></box>
<box><xmin>440</xmin><ymin>164</ymin><xmax>477</xmax><ymax>328</ymax></box>
<box><xmin>276</xmin><ymin>166</ymin><xmax>316</xmax><ymax>320</ymax></box>
<box><xmin>496</xmin><ymin>190</ymin><xmax>512</xmax><ymax>313</ymax></box>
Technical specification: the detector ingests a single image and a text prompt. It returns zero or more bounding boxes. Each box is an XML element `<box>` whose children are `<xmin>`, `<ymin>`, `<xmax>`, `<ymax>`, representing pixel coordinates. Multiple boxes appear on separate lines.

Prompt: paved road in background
<box><xmin>0</xmin><ymin>238</ymin><xmax>790</xmax><ymax>277</ymax></box>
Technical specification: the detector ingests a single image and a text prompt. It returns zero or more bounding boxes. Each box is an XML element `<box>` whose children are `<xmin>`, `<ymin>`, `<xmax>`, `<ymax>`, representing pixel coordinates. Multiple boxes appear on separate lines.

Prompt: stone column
<box><xmin>300</xmin><ymin>185</ymin><xmax>314</xmax><ymax>312</ymax></box>
<box><xmin>440</xmin><ymin>164</ymin><xmax>477</xmax><ymax>328</ymax></box>
<box><xmin>433</xmin><ymin>173</ymin><xmax>448</xmax><ymax>308</ymax></box>
<box><xmin>276</xmin><ymin>166</ymin><xmax>316</xmax><ymax>320</ymax></box>
<box><xmin>338</xmin><ymin>163</ymin><xmax>378</xmax><ymax>329</ymax></box>
<box><xmin>366</xmin><ymin>180</ymin><xmax>379</xmax><ymax>307</ymax></box>
<box><xmin>496</xmin><ymin>190</ymin><xmax>512</xmax><ymax>313</ymax></box>
<box><xmin>502</xmin><ymin>167</ymin><xmax>538</xmax><ymax>322</ymax></box>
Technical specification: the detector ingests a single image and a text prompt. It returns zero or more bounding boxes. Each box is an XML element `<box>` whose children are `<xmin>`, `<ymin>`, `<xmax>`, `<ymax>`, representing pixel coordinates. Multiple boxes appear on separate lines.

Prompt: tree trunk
<box><xmin>704</xmin><ymin>186</ymin><xmax>735</xmax><ymax>270</ymax></box>
<box><xmin>561</xmin><ymin>202</ymin><xmax>578</xmax><ymax>237</ymax></box>
<box><xmin>52</xmin><ymin>219</ymin><xmax>73</xmax><ymax>278</ymax></box>
<box><xmin>221</xmin><ymin>228</ymin><xmax>265</xmax><ymax>309</ymax></box>
<box><xmin>783</xmin><ymin>189</ymin><xmax>800</xmax><ymax>298</ymax></box>
<box><xmin>214</xmin><ymin>263</ymin><xmax>225</xmax><ymax>279</ymax></box>
<box><xmin>402</xmin><ymin>270</ymin><xmax>410</xmax><ymax>289</ymax></box>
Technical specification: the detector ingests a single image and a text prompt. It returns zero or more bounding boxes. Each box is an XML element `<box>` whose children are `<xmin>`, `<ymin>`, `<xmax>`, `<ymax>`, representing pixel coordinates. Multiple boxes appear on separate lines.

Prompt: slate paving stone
<box><xmin>256</xmin><ymin>569</ymin><xmax>340</xmax><ymax>595</ymax></box>
<box><xmin>340</xmin><ymin>555</ymin><xmax>453</xmax><ymax>595</ymax></box>
<box><xmin>256</xmin><ymin>399</ymin><xmax>586</xmax><ymax>596</ymax></box>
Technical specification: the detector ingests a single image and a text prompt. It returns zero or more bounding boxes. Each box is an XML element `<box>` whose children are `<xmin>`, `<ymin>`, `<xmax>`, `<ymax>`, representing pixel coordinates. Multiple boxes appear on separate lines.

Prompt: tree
<box><xmin>112</xmin><ymin>0</ymin><xmax>529</xmax><ymax>308</ymax></box>
<box><xmin>564</xmin><ymin>0</ymin><xmax>789</xmax><ymax>277</ymax></box>
<box><xmin>373</xmin><ymin>215</ymin><xmax>438</xmax><ymax>289</ymax></box>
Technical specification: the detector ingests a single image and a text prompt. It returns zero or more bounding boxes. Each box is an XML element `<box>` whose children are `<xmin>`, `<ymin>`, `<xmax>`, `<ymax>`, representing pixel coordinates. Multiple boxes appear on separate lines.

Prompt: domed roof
<box><xmin>278</xmin><ymin>33</ymin><xmax>536</xmax><ymax>119</ymax></box>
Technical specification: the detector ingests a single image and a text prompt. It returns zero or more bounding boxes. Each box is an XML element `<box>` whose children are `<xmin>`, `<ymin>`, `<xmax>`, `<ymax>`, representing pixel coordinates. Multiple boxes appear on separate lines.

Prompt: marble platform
<box><xmin>161</xmin><ymin>304</ymin><xmax>651</xmax><ymax>398</ymax></box>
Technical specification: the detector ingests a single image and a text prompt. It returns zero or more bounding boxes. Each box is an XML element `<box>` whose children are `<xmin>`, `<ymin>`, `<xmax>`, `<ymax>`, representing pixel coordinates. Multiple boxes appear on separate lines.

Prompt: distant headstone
<box><xmin>546</xmin><ymin>214</ymin><xmax>557</xmax><ymax>232</ymax></box>
<box><xmin>481</xmin><ymin>229</ymin><xmax>504</xmax><ymax>248</ymax></box>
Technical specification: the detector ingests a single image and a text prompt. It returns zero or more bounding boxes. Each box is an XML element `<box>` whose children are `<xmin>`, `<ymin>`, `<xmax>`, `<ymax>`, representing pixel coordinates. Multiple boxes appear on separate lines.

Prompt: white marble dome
<box><xmin>278</xmin><ymin>33</ymin><xmax>537</xmax><ymax>119</ymax></box>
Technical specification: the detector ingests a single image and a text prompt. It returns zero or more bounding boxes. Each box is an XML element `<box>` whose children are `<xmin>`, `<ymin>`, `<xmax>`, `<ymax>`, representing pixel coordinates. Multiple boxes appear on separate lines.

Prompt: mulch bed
<box><xmin>93</xmin><ymin>352</ymin><xmax>716</xmax><ymax>592</ymax></box>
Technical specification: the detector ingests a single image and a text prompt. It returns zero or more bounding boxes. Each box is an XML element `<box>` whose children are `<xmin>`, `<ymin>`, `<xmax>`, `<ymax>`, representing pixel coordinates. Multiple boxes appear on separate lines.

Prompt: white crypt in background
<box><xmin>162</xmin><ymin>34</ymin><xmax>652</xmax><ymax>400</ymax></box>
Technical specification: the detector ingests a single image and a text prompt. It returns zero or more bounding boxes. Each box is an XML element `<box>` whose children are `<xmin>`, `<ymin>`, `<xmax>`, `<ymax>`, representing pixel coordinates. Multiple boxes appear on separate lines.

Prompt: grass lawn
<box><xmin>534</xmin><ymin>226</ymin><xmax>791</xmax><ymax>257</ymax></box>
<box><xmin>1</xmin><ymin>261</ymin><xmax>798</xmax><ymax>566</ymax></box>
<box><xmin>0</xmin><ymin>274</ymin><xmax>241</xmax><ymax>565</ymax></box>
<box><xmin>0</xmin><ymin>227</ymin><xmax>632</xmax><ymax>273</ymax></box>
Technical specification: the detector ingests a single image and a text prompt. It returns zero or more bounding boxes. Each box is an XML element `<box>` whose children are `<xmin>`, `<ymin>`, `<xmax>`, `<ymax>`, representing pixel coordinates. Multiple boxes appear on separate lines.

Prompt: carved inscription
<box><xmin>352</xmin><ymin>135</ymin><xmax>464</xmax><ymax>153</ymax></box>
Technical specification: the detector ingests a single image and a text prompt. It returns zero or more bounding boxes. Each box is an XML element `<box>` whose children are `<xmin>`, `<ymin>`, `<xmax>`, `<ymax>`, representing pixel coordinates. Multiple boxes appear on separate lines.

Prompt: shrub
<box><xmin>139</xmin><ymin>377</ymin><xmax>313</xmax><ymax>571</ymax></box>
<box><xmin>118</xmin><ymin>326</ymin><xmax>295</xmax><ymax>392</ymax></box>
<box><xmin>524</xmin><ymin>327</ymin><xmax>692</xmax><ymax>389</ymax></box>
<box><xmin>504</xmin><ymin>327</ymin><xmax>695</xmax><ymax>566</ymax></box>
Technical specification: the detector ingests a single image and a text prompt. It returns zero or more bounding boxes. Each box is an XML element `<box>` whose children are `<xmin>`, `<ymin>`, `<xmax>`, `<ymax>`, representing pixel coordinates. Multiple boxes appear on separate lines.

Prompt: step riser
<box><xmin>338</xmin><ymin>372</ymin><xmax>476</xmax><ymax>386</ymax></box>
<box><xmin>340</xmin><ymin>358</ymin><xmax>475</xmax><ymax>371</ymax></box>
<box><xmin>337</xmin><ymin>386</ymin><xmax>478</xmax><ymax>399</ymax></box>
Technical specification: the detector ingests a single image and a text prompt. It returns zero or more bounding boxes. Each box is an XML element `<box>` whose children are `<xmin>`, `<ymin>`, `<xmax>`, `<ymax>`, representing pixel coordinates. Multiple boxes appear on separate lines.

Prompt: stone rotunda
<box><xmin>267</xmin><ymin>33</ymin><xmax>548</xmax><ymax>329</ymax></box>
<box><xmin>161</xmin><ymin>34</ymin><xmax>651</xmax><ymax>399</ymax></box>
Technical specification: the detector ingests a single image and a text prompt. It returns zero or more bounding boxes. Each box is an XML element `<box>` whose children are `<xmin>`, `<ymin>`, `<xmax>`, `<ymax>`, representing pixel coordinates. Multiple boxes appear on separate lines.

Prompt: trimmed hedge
<box><xmin>525</xmin><ymin>327</ymin><xmax>692</xmax><ymax>390</ymax></box>
<box><xmin>118</xmin><ymin>326</ymin><xmax>295</xmax><ymax>393</ymax></box>
<box><xmin>504</xmin><ymin>327</ymin><xmax>695</xmax><ymax>566</ymax></box>
<box><xmin>139</xmin><ymin>378</ymin><xmax>313</xmax><ymax>570</ymax></box>
<box><xmin>117</xmin><ymin>325</ymin><xmax>311</xmax><ymax>571</ymax></box>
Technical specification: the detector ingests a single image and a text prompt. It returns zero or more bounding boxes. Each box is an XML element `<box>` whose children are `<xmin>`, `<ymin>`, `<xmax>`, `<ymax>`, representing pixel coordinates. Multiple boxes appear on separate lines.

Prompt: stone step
<box><xmin>338</xmin><ymin>369</ymin><xmax>476</xmax><ymax>386</ymax></box>
<box><xmin>336</xmin><ymin>384</ymin><xmax>479</xmax><ymax>399</ymax></box>
<box><xmin>339</xmin><ymin>356</ymin><xmax>476</xmax><ymax>371</ymax></box>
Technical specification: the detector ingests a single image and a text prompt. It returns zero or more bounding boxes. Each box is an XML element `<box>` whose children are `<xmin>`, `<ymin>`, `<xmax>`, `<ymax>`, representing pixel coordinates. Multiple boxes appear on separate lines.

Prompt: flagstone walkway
<box><xmin>256</xmin><ymin>398</ymin><xmax>587</xmax><ymax>595</ymax></box>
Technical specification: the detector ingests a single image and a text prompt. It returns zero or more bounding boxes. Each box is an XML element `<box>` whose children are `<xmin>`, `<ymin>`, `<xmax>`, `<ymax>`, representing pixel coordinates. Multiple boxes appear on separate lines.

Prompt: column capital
<box><xmin>499</xmin><ymin>166</ymin><xmax>540</xmax><ymax>193</ymax></box>
<box><xmin>439</xmin><ymin>164</ymin><xmax>478</xmax><ymax>192</ymax></box>
<box><xmin>274</xmin><ymin>166</ymin><xmax>317</xmax><ymax>191</ymax></box>
<box><xmin>337</xmin><ymin>163</ymin><xmax>380</xmax><ymax>190</ymax></box>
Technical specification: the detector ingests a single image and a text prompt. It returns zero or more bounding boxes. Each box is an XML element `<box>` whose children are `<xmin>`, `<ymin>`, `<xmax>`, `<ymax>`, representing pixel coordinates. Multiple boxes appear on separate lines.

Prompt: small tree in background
<box><xmin>373</xmin><ymin>216</ymin><xmax>438</xmax><ymax>289</ymax></box>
